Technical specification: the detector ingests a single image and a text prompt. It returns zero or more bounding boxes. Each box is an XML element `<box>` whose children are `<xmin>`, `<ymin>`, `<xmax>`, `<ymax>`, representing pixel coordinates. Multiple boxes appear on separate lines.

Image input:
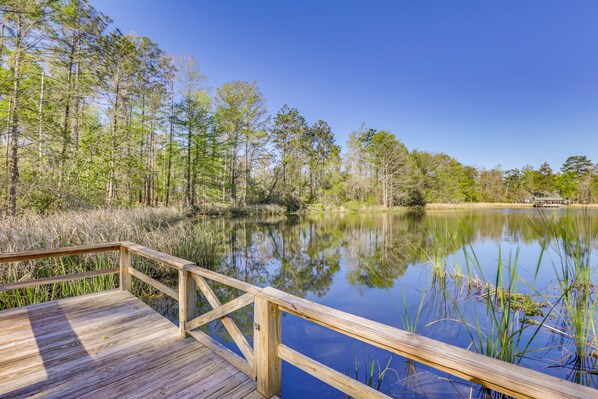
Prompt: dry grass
<box><xmin>0</xmin><ymin>207</ymin><xmax>222</xmax><ymax>309</ymax></box>
<box><xmin>0</xmin><ymin>207</ymin><xmax>185</xmax><ymax>252</ymax></box>
<box><xmin>425</xmin><ymin>203</ymin><xmax>531</xmax><ymax>210</ymax></box>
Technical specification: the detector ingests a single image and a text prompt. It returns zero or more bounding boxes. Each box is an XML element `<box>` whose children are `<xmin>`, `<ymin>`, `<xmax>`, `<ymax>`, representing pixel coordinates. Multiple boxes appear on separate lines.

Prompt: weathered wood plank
<box><xmin>0</xmin><ymin>243</ymin><xmax>121</xmax><ymax>263</ymax></box>
<box><xmin>0</xmin><ymin>291</ymin><xmax>261</xmax><ymax>399</ymax></box>
<box><xmin>185</xmin><ymin>293</ymin><xmax>254</xmax><ymax>331</ymax></box>
<box><xmin>278</xmin><ymin>344</ymin><xmax>388</xmax><ymax>399</ymax></box>
<box><xmin>262</xmin><ymin>286</ymin><xmax>597</xmax><ymax>399</ymax></box>
<box><xmin>0</xmin><ymin>299</ymin><xmax>155</xmax><ymax>368</ymax></box>
<box><xmin>121</xmin><ymin>242</ymin><xmax>194</xmax><ymax>270</ymax></box>
<box><xmin>0</xmin><ymin>267</ymin><xmax>118</xmax><ymax>292</ymax></box>
<box><xmin>27</xmin><ymin>338</ymin><xmax>202</xmax><ymax>399</ymax></box>
<box><xmin>0</xmin><ymin>289</ymin><xmax>118</xmax><ymax>318</ymax></box>
<box><xmin>135</xmin><ymin>353</ymin><xmax>228</xmax><ymax>399</ymax></box>
<box><xmin>192</xmin><ymin>274</ymin><xmax>255</xmax><ymax>366</ymax></box>
<box><xmin>128</xmin><ymin>267</ymin><xmax>178</xmax><ymax>300</ymax></box>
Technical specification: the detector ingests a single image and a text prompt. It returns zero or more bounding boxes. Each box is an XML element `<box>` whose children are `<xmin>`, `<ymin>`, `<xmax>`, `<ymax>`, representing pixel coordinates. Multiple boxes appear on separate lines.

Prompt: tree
<box><xmin>270</xmin><ymin>105</ymin><xmax>307</xmax><ymax>203</ymax></box>
<box><xmin>174</xmin><ymin>56</ymin><xmax>209</xmax><ymax>208</ymax></box>
<box><xmin>504</xmin><ymin>168</ymin><xmax>522</xmax><ymax>201</ymax></box>
<box><xmin>215</xmin><ymin>81</ymin><xmax>268</xmax><ymax>207</ymax></box>
<box><xmin>561</xmin><ymin>155</ymin><xmax>593</xmax><ymax>177</ymax></box>
<box><xmin>1</xmin><ymin>0</ymin><xmax>50</xmax><ymax>215</ymax></box>
<box><xmin>536</xmin><ymin>162</ymin><xmax>556</xmax><ymax>195</ymax></box>
<box><xmin>96</xmin><ymin>30</ymin><xmax>140</xmax><ymax>206</ymax></box>
<box><xmin>304</xmin><ymin>120</ymin><xmax>339</xmax><ymax>201</ymax></box>
<box><xmin>478</xmin><ymin>167</ymin><xmax>505</xmax><ymax>202</ymax></box>
<box><xmin>360</xmin><ymin>130</ymin><xmax>420</xmax><ymax>207</ymax></box>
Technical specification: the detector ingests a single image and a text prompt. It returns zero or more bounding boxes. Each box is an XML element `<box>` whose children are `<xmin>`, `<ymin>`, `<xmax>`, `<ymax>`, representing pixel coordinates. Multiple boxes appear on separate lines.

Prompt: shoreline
<box><xmin>425</xmin><ymin>202</ymin><xmax>598</xmax><ymax>210</ymax></box>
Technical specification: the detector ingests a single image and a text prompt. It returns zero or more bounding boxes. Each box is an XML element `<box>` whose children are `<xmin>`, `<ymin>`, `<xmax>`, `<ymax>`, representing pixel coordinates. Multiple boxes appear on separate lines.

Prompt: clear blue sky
<box><xmin>90</xmin><ymin>0</ymin><xmax>598</xmax><ymax>170</ymax></box>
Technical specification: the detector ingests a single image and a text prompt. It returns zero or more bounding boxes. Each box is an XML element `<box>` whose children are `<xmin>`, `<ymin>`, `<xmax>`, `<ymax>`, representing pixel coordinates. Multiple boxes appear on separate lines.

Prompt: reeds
<box><xmin>531</xmin><ymin>212</ymin><xmax>598</xmax><ymax>378</ymax></box>
<box><xmin>417</xmin><ymin>211</ymin><xmax>598</xmax><ymax>390</ymax></box>
<box><xmin>0</xmin><ymin>207</ymin><xmax>223</xmax><ymax>310</ymax></box>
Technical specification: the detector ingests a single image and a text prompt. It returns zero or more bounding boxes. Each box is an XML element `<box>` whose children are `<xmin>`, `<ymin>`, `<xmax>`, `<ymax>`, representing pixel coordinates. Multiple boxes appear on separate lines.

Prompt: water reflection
<box><xmin>205</xmin><ymin>209</ymin><xmax>597</xmax><ymax>297</ymax></box>
<box><xmin>180</xmin><ymin>209</ymin><xmax>598</xmax><ymax>397</ymax></box>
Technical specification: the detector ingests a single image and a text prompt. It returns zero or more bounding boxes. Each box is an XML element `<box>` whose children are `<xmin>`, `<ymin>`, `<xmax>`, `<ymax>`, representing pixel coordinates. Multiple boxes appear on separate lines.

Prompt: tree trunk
<box><xmin>165</xmin><ymin>81</ymin><xmax>174</xmax><ymax>206</ymax></box>
<box><xmin>38</xmin><ymin>70</ymin><xmax>45</xmax><ymax>160</ymax></box>
<box><xmin>7</xmin><ymin>16</ymin><xmax>22</xmax><ymax>216</ymax></box>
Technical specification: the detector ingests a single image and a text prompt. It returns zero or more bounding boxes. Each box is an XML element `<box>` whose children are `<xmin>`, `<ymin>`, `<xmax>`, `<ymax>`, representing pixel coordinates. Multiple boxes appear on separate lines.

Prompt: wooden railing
<box><xmin>1</xmin><ymin>242</ymin><xmax>596</xmax><ymax>399</ymax></box>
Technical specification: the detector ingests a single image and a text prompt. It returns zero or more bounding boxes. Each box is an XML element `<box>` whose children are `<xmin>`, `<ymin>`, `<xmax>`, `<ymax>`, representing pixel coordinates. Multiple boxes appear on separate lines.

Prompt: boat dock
<box><xmin>533</xmin><ymin>196</ymin><xmax>567</xmax><ymax>208</ymax></box>
<box><xmin>0</xmin><ymin>242</ymin><xmax>595</xmax><ymax>399</ymax></box>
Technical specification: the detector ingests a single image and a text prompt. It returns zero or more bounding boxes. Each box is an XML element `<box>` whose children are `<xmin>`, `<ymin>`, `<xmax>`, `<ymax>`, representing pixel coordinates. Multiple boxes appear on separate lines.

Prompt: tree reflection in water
<box><xmin>176</xmin><ymin>209</ymin><xmax>597</xmax><ymax>395</ymax></box>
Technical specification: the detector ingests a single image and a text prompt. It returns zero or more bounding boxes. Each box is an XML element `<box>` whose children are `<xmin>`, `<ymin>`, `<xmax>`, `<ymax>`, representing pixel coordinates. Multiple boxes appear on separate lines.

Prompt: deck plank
<box><xmin>0</xmin><ymin>291</ymin><xmax>264</xmax><ymax>399</ymax></box>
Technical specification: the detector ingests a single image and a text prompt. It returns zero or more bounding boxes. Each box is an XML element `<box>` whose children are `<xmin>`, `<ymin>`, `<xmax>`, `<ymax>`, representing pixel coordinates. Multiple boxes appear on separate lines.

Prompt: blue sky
<box><xmin>90</xmin><ymin>0</ymin><xmax>598</xmax><ymax>170</ymax></box>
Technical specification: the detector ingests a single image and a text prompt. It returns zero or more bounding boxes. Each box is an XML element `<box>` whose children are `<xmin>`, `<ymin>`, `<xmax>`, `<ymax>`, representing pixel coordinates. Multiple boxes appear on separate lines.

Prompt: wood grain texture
<box><xmin>278</xmin><ymin>344</ymin><xmax>388</xmax><ymax>399</ymax></box>
<box><xmin>0</xmin><ymin>268</ymin><xmax>118</xmax><ymax>292</ymax></box>
<box><xmin>186</xmin><ymin>264</ymin><xmax>261</xmax><ymax>294</ymax></box>
<box><xmin>121</xmin><ymin>242</ymin><xmax>194</xmax><ymax>270</ymax></box>
<box><xmin>0</xmin><ymin>290</ymin><xmax>264</xmax><ymax>399</ymax></box>
<box><xmin>254</xmin><ymin>297</ymin><xmax>281</xmax><ymax>398</ymax></box>
<box><xmin>262</xmin><ymin>286</ymin><xmax>598</xmax><ymax>399</ymax></box>
<box><xmin>187</xmin><ymin>329</ymin><xmax>255</xmax><ymax>379</ymax></box>
<box><xmin>192</xmin><ymin>274</ymin><xmax>255</xmax><ymax>366</ymax></box>
<box><xmin>0</xmin><ymin>242</ymin><xmax>121</xmax><ymax>263</ymax></box>
<box><xmin>178</xmin><ymin>267</ymin><xmax>197</xmax><ymax>338</ymax></box>
<box><xmin>119</xmin><ymin>247</ymin><xmax>131</xmax><ymax>291</ymax></box>
<box><xmin>185</xmin><ymin>293</ymin><xmax>254</xmax><ymax>331</ymax></box>
<box><xmin>128</xmin><ymin>267</ymin><xmax>178</xmax><ymax>300</ymax></box>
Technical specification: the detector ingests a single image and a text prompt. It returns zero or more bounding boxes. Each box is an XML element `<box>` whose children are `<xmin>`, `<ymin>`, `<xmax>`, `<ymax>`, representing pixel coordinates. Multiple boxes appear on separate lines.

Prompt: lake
<box><xmin>153</xmin><ymin>209</ymin><xmax>597</xmax><ymax>398</ymax></box>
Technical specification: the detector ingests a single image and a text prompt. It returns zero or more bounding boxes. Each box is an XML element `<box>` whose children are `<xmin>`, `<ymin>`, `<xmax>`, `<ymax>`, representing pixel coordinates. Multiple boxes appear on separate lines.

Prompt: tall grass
<box><xmin>0</xmin><ymin>207</ymin><xmax>222</xmax><ymax>310</ymax></box>
<box><xmin>459</xmin><ymin>248</ymin><xmax>548</xmax><ymax>368</ymax></box>
<box><xmin>530</xmin><ymin>212</ymin><xmax>598</xmax><ymax>381</ymax></box>
<box><xmin>415</xmin><ymin>211</ymin><xmax>598</xmax><ymax>391</ymax></box>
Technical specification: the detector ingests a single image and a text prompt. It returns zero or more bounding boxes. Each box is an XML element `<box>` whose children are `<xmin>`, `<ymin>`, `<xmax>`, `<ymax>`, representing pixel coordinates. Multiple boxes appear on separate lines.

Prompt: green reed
<box><xmin>531</xmin><ymin>211</ymin><xmax>598</xmax><ymax>375</ymax></box>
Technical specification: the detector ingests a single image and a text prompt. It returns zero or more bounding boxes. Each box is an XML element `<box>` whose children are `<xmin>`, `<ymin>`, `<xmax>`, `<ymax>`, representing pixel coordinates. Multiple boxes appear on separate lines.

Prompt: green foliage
<box><xmin>1</xmin><ymin>1</ymin><xmax>597</xmax><ymax>215</ymax></box>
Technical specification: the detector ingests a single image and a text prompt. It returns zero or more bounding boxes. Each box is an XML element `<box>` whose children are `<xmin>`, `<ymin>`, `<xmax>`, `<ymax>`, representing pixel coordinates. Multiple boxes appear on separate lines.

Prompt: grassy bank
<box><xmin>307</xmin><ymin>202</ymin><xmax>598</xmax><ymax>214</ymax></box>
<box><xmin>425</xmin><ymin>202</ymin><xmax>531</xmax><ymax>210</ymax></box>
<box><xmin>426</xmin><ymin>202</ymin><xmax>598</xmax><ymax>210</ymax></box>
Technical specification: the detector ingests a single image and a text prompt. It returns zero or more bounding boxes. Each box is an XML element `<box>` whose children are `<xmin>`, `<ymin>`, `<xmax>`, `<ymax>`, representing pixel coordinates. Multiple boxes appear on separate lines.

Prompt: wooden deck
<box><xmin>1</xmin><ymin>242</ymin><xmax>597</xmax><ymax>399</ymax></box>
<box><xmin>0</xmin><ymin>290</ymin><xmax>264</xmax><ymax>399</ymax></box>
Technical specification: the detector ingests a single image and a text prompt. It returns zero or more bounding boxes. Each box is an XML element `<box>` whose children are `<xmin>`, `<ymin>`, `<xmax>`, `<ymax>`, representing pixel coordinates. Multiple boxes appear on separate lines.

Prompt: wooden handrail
<box><xmin>0</xmin><ymin>267</ymin><xmax>119</xmax><ymax>292</ymax></box>
<box><xmin>0</xmin><ymin>242</ymin><xmax>121</xmax><ymax>263</ymax></box>
<box><xmin>1</xmin><ymin>242</ymin><xmax>596</xmax><ymax>399</ymax></box>
<box><xmin>128</xmin><ymin>267</ymin><xmax>178</xmax><ymax>300</ymax></box>
<box><xmin>185</xmin><ymin>264</ymin><xmax>261</xmax><ymax>294</ymax></box>
<box><xmin>121</xmin><ymin>242</ymin><xmax>194</xmax><ymax>270</ymax></box>
<box><xmin>260</xmin><ymin>286</ymin><xmax>597</xmax><ymax>399</ymax></box>
<box><xmin>186</xmin><ymin>293</ymin><xmax>254</xmax><ymax>331</ymax></box>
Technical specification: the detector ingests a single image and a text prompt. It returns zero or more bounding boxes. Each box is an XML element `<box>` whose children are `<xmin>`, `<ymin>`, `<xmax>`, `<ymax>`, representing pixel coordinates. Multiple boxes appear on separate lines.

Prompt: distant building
<box><xmin>533</xmin><ymin>195</ymin><xmax>567</xmax><ymax>208</ymax></box>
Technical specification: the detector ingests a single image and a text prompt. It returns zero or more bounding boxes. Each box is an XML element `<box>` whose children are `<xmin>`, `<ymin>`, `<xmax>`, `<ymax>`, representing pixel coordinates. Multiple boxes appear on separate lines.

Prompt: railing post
<box><xmin>178</xmin><ymin>265</ymin><xmax>197</xmax><ymax>338</ymax></box>
<box><xmin>119</xmin><ymin>246</ymin><xmax>131</xmax><ymax>291</ymax></box>
<box><xmin>254</xmin><ymin>296</ymin><xmax>281</xmax><ymax>398</ymax></box>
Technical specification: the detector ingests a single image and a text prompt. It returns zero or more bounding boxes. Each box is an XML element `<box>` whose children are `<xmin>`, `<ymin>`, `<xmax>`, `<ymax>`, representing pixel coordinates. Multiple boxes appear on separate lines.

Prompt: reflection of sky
<box><xmin>215</xmin><ymin>210</ymin><xmax>598</xmax><ymax>397</ymax></box>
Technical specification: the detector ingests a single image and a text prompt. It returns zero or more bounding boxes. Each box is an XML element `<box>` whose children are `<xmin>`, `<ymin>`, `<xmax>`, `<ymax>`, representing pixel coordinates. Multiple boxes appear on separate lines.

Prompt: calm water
<box><xmin>170</xmin><ymin>209</ymin><xmax>598</xmax><ymax>398</ymax></box>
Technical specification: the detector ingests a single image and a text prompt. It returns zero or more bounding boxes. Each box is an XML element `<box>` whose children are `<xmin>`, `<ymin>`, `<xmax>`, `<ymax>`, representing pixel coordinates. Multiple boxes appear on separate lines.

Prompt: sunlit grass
<box><xmin>0</xmin><ymin>207</ymin><xmax>222</xmax><ymax>310</ymax></box>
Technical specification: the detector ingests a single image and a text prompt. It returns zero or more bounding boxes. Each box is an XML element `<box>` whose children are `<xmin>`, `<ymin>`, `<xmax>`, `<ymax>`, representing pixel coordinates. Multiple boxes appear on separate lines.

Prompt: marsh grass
<box><xmin>0</xmin><ymin>207</ymin><xmax>222</xmax><ymax>310</ymax></box>
<box><xmin>528</xmin><ymin>212</ymin><xmax>598</xmax><ymax>380</ymax></box>
<box><xmin>416</xmin><ymin>211</ymin><xmax>598</xmax><ymax>391</ymax></box>
<box><xmin>350</xmin><ymin>347</ymin><xmax>397</xmax><ymax>394</ymax></box>
<box><xmin>458</xmin><ymin>249</ymin><xmax>549</xmax><ymax>368</ymax></box>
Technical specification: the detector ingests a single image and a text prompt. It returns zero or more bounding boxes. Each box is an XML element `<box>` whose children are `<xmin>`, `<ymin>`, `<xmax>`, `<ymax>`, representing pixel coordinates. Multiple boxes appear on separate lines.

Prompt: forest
<box><xmin>1</xmin><ymin>0</ymin><xmax>598</xmax><ymax>216</ymax></box>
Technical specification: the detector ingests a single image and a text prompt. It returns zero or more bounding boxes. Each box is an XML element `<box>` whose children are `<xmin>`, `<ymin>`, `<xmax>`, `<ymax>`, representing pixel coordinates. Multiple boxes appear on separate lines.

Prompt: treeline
<box><xmin>1</xmin><ymin>1</ymin><xmax>597</xmax><ymax>215</ymax></box>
